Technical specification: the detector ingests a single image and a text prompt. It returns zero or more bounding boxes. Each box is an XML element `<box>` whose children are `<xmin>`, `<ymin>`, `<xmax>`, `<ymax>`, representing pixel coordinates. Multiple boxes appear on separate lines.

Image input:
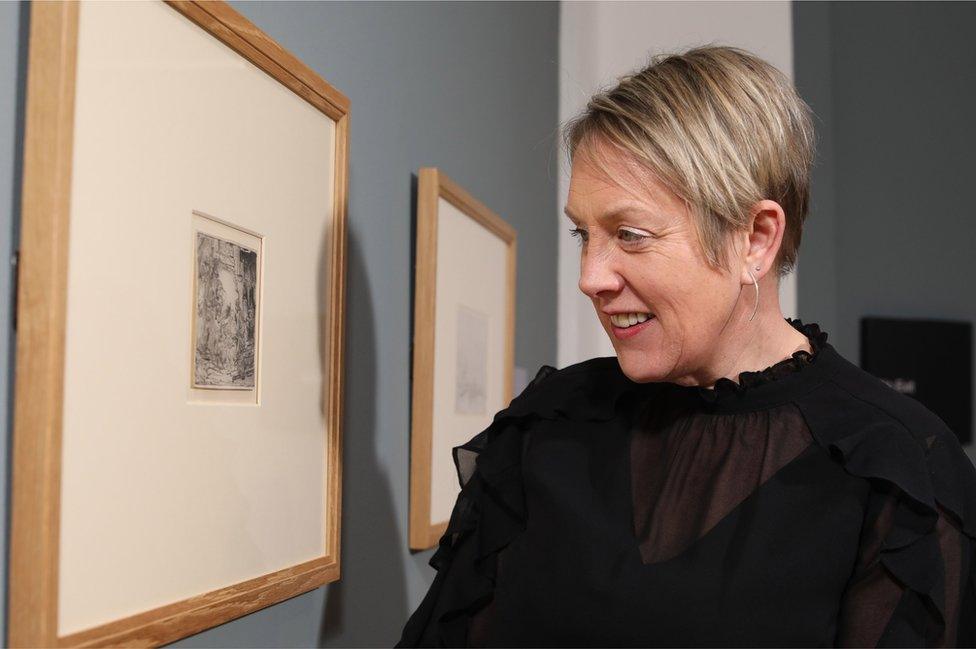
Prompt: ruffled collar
<box><xmin>705</xmin><ymin>318</ymin><xmax>826</xmax><ymax>392</ymax></box>
<box><xmin>665</xmin><ymin>318</ymin><xmax>832</xmax><ymax>412</ymax></box>
<box><xmin>497</xmin><ymin>319</ymin><xmax>836</xmax><ymax>425</ymax></box>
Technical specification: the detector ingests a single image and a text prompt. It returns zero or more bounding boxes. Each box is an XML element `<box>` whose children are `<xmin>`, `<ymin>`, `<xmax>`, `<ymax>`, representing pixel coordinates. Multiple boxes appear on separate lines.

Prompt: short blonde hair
<box><xmin>563</xmin><ymin>45</ymin><xmax>816</xmax><ymax>276</ymax></box>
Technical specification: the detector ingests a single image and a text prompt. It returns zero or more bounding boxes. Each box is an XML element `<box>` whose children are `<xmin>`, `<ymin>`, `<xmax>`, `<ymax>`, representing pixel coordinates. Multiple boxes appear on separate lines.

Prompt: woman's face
<box><xmin>565</xmin><ymin>143</ymin><xmax>743</xmax><ymax>384</ymax></box>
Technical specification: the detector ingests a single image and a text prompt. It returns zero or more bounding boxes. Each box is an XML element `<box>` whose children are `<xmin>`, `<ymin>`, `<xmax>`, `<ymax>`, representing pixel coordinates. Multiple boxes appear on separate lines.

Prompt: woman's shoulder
<box><xmin>519</xmin><ymin>356</ymin><xmax>630</xmax><ymax>392</ymax></box>
<box><xmin>799</xmin><ymin>345</ymin><xmax>969</xmax><ymax>470</ymax></box>
<box><xmin>494</xmin><ymin>356</ymin><xmax>647</xmax><ymax>425</ymax></box>
<box><xmin>796</xmin><ymin>344</ymin><xmax>976</xmax><ymax>559</ymax></box>
<box><xmin>453</xmin><ymin>357</ymin><xmax>643</xmax><ymax>495</ymax></box>
<box><xmin>451</xmin><ymin>357</ymin><xmax>634</xmax><ymax>487</ymax></box>
<box><xmin>792</xmin><ymin>344</ymin><xmax>976</xmax><ymax>644</ymax></box>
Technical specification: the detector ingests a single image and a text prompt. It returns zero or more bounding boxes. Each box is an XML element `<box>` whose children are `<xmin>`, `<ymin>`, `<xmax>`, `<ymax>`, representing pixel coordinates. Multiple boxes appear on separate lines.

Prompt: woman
<box><xmin>398</xmin><ymin>46</ymin><xmax>976</xmax><ymax>647</ymax></box>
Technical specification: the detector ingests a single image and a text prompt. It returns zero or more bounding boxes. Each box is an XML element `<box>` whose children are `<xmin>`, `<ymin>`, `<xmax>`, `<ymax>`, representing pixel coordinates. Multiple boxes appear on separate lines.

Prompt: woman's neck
<box><xmin>697</xmin><ymin>313</ymin><xmax>812</xmax><ymax>390</ymax></box>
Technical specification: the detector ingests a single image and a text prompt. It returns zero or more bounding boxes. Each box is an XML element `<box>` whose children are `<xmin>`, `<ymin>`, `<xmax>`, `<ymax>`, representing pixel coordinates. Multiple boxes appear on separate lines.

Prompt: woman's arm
<box><xmin>836</xmin><ymin>483</ymin><xmax>973</xmax><ymax>647</ymax></box>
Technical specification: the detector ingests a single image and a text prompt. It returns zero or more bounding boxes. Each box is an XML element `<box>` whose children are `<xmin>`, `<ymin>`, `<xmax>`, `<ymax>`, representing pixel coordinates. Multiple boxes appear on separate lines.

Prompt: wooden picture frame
<box><xmin>409</xmin><ymin>168</ymin><xmax>516</xmax><ymax>551</ymax></box>
<box><xmin>8</xmin><ymin>1</ymin><xmax>348</xmax><ymax>646</ymax></box>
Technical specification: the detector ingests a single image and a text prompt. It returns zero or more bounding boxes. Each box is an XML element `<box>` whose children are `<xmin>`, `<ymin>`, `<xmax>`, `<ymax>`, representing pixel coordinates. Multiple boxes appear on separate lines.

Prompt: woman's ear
<box><xmin>740</xmin><ymin>199</ymin><xmax>786</xmax><ymax>284</ymax></box>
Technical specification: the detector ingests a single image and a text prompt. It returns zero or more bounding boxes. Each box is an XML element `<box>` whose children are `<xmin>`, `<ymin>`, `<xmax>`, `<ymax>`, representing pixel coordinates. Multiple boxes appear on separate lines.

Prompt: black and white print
<box><xmin>193</xmin><ymin>232</ymin><xmax>258</xmax><ymax>389</ymax></box>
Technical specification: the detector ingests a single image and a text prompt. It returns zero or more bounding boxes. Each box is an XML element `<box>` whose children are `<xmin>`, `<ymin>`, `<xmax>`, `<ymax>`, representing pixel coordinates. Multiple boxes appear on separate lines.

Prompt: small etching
<box><xmin>193</xmin><ymin>232</ymin><xmax>258</xmax><ymax>389</ymax></box>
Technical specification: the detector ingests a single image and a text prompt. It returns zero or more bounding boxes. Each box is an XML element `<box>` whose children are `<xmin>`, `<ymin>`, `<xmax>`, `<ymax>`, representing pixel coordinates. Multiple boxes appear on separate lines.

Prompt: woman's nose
<box><xmin>578</xmin><ymin>248</ymin><xmax>624</xmax><ymax>298</ymax></box>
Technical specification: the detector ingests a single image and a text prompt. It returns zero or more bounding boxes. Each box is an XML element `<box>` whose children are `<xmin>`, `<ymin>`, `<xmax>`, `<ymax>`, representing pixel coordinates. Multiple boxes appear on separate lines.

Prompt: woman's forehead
<box><xmin>566</xmin><ymin>154</ymin><xmax>684</xmax><ymax>224</ymax></box>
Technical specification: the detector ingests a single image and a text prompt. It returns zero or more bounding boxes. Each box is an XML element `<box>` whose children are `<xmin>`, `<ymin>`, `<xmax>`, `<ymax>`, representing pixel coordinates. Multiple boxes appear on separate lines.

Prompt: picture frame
<box><xmin>8</xmin><ymin>1</ymin><xmax>349</xmax><ymax>646</ymax></box>
<box><xmin>409</xmin><ymin>168</ymin><xmax>516</xmax><ymax>551</ymax></box>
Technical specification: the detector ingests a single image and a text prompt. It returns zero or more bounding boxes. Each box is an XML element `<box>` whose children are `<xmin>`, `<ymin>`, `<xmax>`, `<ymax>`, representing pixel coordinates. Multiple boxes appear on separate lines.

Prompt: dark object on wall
<box><xmin>860</xmin><ymin>317</ymin><xmax>972</xmax><ymax>445</ymax></box>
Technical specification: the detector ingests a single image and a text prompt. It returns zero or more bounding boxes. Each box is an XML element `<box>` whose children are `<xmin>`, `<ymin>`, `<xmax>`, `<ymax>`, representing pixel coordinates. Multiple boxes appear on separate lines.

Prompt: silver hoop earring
<box><xmin>747</xmin><ymin>269</ymin><xmax>759</xmax><ymax>322</ymax></box>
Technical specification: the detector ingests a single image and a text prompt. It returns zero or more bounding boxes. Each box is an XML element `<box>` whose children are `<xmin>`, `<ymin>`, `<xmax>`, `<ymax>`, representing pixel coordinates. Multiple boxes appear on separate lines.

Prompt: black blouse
<box><xmin>398</xmin><ymin>319</ymin><xmax>976</xmax><ymax>647</ymax></box>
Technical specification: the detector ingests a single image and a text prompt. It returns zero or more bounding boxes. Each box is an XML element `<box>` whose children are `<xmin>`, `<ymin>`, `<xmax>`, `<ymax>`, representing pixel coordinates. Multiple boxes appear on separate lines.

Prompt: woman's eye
<box><xmin>617</xmin><ymin>228</ymin><xmax>649</xmax><ymax>244</ymax></box>
<box><xmin>568</xmin><ymin>227</ymin><xmax>588</xmax><ymax>245</ymax></box>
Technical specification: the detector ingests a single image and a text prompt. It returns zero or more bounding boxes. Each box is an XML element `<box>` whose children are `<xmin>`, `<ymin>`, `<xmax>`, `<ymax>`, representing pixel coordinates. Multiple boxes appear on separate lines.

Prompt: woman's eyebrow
<box><xmin>565</xmin><ymin>203</ymin><xmax>658</xmax><ymax>224</ymax></box>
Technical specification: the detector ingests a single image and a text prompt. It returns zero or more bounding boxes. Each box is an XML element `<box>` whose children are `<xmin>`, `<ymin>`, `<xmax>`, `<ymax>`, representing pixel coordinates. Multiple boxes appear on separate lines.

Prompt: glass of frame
<box><xmin>8</xmin><ymin>1</ymin><xmax>348</xmax><ymax>645</ymax></box>
<box><xmin>409</xmin><ymin>167</ymin><xmax>516</xmax><ymax>551</ymax></box>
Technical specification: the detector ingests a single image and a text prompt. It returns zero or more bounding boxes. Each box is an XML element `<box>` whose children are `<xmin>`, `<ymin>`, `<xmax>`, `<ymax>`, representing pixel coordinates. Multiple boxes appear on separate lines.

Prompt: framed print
<box><xmin>409</xmin><ymin>168</ymin><xmax>516</xmax><ymax>551</ymax></box>
<box><xmin>8</xmin><ymin>1</ymin><xmax>349</xmax><ymax>646</ymax></box>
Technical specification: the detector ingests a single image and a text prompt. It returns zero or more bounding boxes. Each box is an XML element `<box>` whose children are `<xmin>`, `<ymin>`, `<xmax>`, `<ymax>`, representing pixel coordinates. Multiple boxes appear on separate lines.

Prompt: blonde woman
<box><xmin>398</xmin><ymin>46</ymin><xmax>976</xmax><ymax>647</ymax></box>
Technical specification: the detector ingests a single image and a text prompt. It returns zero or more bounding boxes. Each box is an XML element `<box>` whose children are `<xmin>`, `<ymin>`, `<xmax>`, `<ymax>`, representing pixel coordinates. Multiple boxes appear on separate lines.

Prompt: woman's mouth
<box><xmin>609</xmin><ymin>312</ymin><xmax>655</xmax><ymax>340</ymax></box>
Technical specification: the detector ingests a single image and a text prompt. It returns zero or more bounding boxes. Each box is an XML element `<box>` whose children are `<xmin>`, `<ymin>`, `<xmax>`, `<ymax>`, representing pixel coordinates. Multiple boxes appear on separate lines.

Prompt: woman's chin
<box><xmin>615</xmin><ymin>352</ymin><xmax>669</xmax><ymax>384</ymax></box>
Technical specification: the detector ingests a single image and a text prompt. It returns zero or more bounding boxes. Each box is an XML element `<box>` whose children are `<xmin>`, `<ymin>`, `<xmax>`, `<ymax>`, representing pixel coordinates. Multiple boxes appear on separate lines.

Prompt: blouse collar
<box><xmin>497</xmin><ymin>319</ymin><xmax>841</xmax><ymax>424</ymax></box>
<box><xmin>661</xmin><ymin>318</ymin><xmax>836</xmax><ymax>413</ymax></box>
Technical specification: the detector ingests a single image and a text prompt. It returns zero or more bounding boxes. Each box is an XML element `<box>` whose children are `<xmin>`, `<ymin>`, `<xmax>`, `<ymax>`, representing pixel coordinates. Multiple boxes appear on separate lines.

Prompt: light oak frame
<box><xmin>7</xmin><ymin>2</ymin><xmax>349</xmax><ymax>646</ymax></box>
<box><xmin>409</xmin><ymin>168</ymin><xmax>517</xmax><ymax>551</ymax></box>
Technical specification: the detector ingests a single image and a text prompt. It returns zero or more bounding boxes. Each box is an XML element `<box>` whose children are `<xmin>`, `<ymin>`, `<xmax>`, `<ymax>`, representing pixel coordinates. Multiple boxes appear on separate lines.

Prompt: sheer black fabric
<box><xmin>398</xmin><ymin>319</ymin><xmax>976</xmax><ymax>647</ymax></box>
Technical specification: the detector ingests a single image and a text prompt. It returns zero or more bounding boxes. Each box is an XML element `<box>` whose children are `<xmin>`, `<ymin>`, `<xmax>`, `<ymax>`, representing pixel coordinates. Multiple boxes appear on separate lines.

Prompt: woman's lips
<box><xmin>610</xmin><ymin>315</ymin><xmax>656</xmax><ymax>340</ymax></box>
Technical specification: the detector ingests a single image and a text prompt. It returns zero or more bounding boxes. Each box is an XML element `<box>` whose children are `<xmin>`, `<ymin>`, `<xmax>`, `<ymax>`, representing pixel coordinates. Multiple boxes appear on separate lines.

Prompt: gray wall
<box><xmin>0</xmin><ymin>2</ymin><xmax>558</xmax><ymax>647</ymax></box>
<box><xmin>794</xmin><ymin>1</ymin><xmax>976</xmax><ymax>448</ymax></box>
<box><xmin>793</xmin><ymin>1</ymin><xmax>838</xmax><ymax>341</ymax></box>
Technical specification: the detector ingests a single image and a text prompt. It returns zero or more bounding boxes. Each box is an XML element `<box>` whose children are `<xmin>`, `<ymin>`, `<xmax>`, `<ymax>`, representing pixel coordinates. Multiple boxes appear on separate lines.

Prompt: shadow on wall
<box><xmin>318</xmin><ymin>226</ymin><xmax>410</xmax><ymax>646</ymax></box>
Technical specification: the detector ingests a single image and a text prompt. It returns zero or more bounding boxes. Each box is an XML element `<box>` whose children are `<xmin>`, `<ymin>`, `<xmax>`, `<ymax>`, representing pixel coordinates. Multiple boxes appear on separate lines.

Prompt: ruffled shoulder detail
<box><xmin>795</xmin><ymin>365</ymin><xmax>976</xmax><ymax>643</ymax></box>
<box><xmin>398</xmin><ymin>359</ymin><xmax>642</xmax><ymax>647</ymax></box>
<box><xmin>492</xmin><ymin>356</ymin><xmax>648</xmax><ymax>424</ymax></box>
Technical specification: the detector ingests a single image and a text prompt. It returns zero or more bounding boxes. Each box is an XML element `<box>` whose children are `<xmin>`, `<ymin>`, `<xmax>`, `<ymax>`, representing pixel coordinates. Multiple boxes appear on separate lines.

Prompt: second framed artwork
<box><xmin>410</xmin><ymin>168</ymin><xmax>516</xmax><ymax>550</ymax></box>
